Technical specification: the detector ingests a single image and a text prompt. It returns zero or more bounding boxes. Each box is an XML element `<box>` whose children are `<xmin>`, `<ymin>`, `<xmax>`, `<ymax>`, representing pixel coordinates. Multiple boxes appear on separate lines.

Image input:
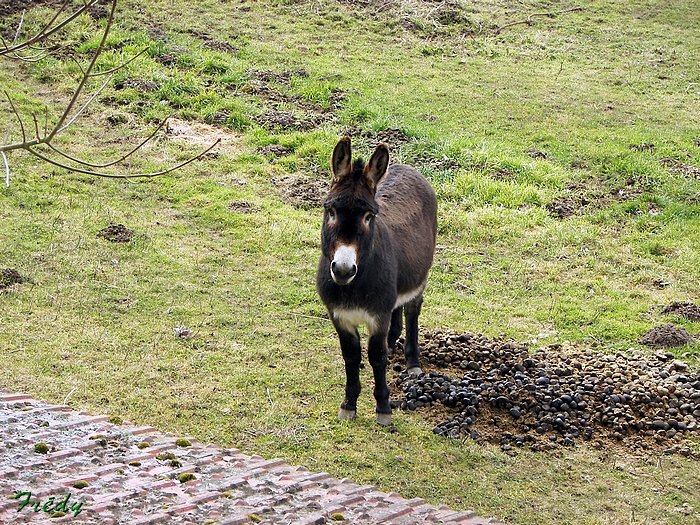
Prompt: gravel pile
<box><xmin>391</xmin><ymin>330</ymin><xmax>700</xmax><ymax>455</ymax></box>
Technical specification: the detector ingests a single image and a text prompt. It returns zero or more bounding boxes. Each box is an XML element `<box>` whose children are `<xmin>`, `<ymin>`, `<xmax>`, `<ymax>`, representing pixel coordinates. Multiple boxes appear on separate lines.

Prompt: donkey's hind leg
<box><xmin>387</xmin><ymin>307</ymin><xmax>403</xmax><ymax>353</ymax></box>
<box><xmin>336</xmin><ymin>327</ymin><xmax>362</xmax><ymax>421</ymax></box>
<box><xmin>403</xmin><ymin>295</ymin><xmax>424</xmax><ymax>376</ymax></box>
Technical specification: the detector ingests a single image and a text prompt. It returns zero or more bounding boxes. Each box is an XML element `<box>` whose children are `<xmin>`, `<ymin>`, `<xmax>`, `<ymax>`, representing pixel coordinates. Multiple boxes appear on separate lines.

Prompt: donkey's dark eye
<box><xmin>327</xmin><ymin>208</ymin><xmax>337</xmax><ymax>221</ymax></box>
<box><xmin>362</xmin><ymin>212</ymin><xmax>374</xmax><ymax>227</ymax></box>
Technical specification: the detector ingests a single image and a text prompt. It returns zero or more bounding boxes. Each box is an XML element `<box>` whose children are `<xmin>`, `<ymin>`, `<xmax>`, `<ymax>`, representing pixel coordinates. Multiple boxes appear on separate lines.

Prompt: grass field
<box><xmin>1</xmin><ymin>0</ymin><xmax>700</xmax><ymax>523</ymax></box>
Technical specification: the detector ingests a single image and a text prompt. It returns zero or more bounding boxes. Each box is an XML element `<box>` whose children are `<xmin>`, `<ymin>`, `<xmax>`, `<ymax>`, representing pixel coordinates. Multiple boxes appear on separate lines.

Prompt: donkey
<box><xmin>316</xmin><ymin>136</ymin><xmax>438</xmax><ymax>426</ymax></box>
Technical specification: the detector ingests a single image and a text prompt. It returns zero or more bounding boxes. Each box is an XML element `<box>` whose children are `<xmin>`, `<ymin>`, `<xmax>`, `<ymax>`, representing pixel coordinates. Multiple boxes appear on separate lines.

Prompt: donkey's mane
<box><xmin>323</xmin><ymin>157</ymin><xmax>379</xmax><ymax>213</ymax></box>
<box><xmin>351</xmin><ymin>158</ymin><xmax>365</xmax><ymax>177</ymax></box>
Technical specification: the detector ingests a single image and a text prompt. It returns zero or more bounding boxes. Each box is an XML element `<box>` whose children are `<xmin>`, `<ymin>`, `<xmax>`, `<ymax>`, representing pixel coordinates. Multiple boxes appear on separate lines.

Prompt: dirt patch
<box><xmin>0</xmin><ymin>0</ymin><xmax>60</xmax><ymax>18</ymax></box>
<box><xmin>246</xmin><ymin>69</ymin><xmax>309</xmax><ymax>85</ymax></box>
<box><xmin>663</xmin><ymin>158</ymin><xmax>700</xmax><ymax>179</ymax></box>
<box><xmin>412</xmin><ymin>155</ymin><xmax>461</xmax><ymax>174</ymax></box>
<box><xmin>546</xmin><ymin>197</ymin><xmax>580</xmax><ymax>219</ymax></box>
<box><xmin>246</xmin><ymin>89</ymin><xmax>337</xmax><ymax>130</ymax></box>
<box><xmin>202</xmin><ymin>39</ymin><xmax>238</xmax><ymax>53</ymax></box>
<box><xmin>546</xmin><ymin>179</ymin><xmax>649</xmax><ymax>219</ymax></box>
<box><xmin>165</xmin><ymin>118</ymin><xmax>241</xmax><ymax>156</ymax></box>
<box><xmin>662</xmin><ymin>302</ymin><xmax>700</xmax><ymax>322</ymax></box>
<box><xmin>247</xmin><ymin>92</ymin><xmax>338</xmax><ymax>131</ymax></box>
<box><xmin>0</xmin><ymin>268</ymin><xmax>27</xmax><ymax>290</ymax></box>
<box><xmin>629</xmin><ymin>142</ymin><xmax>656</xmax><ymax>152</ymax></box>
<box><xmin>641</xmin><ymin>324</ymin><xmax>695</xmax><ymax>348</ymax></box>
<box><xmin>389</xmin><ymin>331</ymin><xmax>700</xmax><ymax>457</ymax></box>
<box><xmin>340</xmin><ymin>126</ymin><xmax>412</xmax><ymax>154</ymax></box>
<box><xmin>97</xmin><ymin>224</ymin><xmax>135</xmax><ymax>243</ymax></box>
<box><xmin>256</xmin><ymin>110</ymin><xmax>313</xmax><ymax>131</ymax></box>
<box><xmin>114</xmin><ymin>78</ymin><xmax>159</xmax><ymax>92</ymax></box>
<box><xmin>272</xmin><ymin>175</ymin><xmax>328</xmax><ymax>209</ymax></box>
<box><xmin>527</xmin><ymin>149</ymin><xmax>549</xmax><ymax>160</ymax></box>
<box><xmin>227</xmin><ymin>200</ymin><xmax>258</xmax><ymax>214</ymax></box>
<box><xmin>257</xmin><ymin>144</ymin><xmax>291</xmax><ymax>158</ymax></box>
<box><xmin>241</xmin><ymin>69</ymin><xmax>344</xmax><ymax>131</ymax></box>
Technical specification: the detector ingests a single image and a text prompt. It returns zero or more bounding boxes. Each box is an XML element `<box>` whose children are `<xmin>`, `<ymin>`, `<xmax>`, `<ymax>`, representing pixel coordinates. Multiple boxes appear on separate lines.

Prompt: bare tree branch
<box><xmin>0</xmin><ymin>0</ymin><xmax>217</xmax><ymax>185</ymax></box>
<box><xmin>495</xmin><ymin>7</ymin><xmax>584</xmax><ymax>35</ymax></box>
<box><xmin>0</xmin><ymin>0</ymin><xmax>94</xmax><ymax>58</ymax></box>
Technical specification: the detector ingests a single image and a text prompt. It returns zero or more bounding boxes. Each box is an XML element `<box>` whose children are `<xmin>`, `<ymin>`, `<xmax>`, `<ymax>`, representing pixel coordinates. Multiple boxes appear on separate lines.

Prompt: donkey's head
<box><xmin>322</xmin><ymin>137</ymin><xmax>389</xmax><ymax>286</ymax></box>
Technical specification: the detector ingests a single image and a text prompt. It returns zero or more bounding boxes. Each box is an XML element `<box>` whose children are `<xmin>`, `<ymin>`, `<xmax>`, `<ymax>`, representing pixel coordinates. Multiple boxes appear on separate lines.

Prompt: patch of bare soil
<box><xmin>340</xmin><ymin>126</ymin><xmax>412</xmax><ymax>153</ymax></box>
<box><xmin>641</xmin><ymin>324</ymin><xmax>695</xmax><ymax>348</ymax></box>
<box><xmin>0</xmin><ymin>0</ymin><xmax>59</xmax><ymax>18</ymax></box>
<box><xmin>0</xmin><ymin>268</ymin><xmax>27</xmax><ymax>291</ymax></box>
<box><xmin>165</xmin><ymin>118</ymin><xmax>241</xmax><ymax>156</ymax></box>
<box><xmin>257</xmin><ymin>144</ymin><xmax>291</xmax><ymax>158</ymax></box>
<box><xmin>527</xmin><ymin>149</ymin><xmax>549</xmax><ymax>160</ymax></box>
<box><xmin>412</xmin><ymin>154</ymin><xmax>461</xmax><ymax>174</ymax></box>
<box><xmin>202</xmin><ymin>39</ymin><xmax>238</xmax><ymax>53</ymax></box>
<box><xmin>256</xmin><ymin>110</ymin><xmax>315</xmax><ymax>131</ymax></box>
<box><xmin>97</xmin><ymin>224</ymin><xmax>134</xmax><ymax>243</ymax></box>
<box><xmin>662</xmin><ymin>157</ymin><xmax>700</xmax><ymax>179</ymax></box>
<box><xmin>246</xmin><ymin>69</ymin><xmax>309</xmax><ymax>85</ymax></box>
<box><xmin>0</xmin><ymin>0</ymin><xmax>109</xmax><ymax>20</ymax></box>
<box><xmin>227</xmin><ymin>200</ymin><xmax>258</xmax><ymax>214</ymax></box>
<box><xmin>389</xmin><ymin>330</ymin><xmax>700</xmax><ymax>457</ymax></box>
<box><xmin>242</xmin><ymin>68</ymin><xmax>345</xmax><ymax>131</ymax></box>
<box><xmin>545</xmin><ymin>197</ymin><xmax>579</xmax><ymax>219</ymax></box>
<box><xmin>272</xmin><ymin>175</ymin><xmax>328</xmax><ymax>209</ymax></box>
<box><xmin>662</xmin><ymin>302</ymin><xmax>700</xmax><ymax>322</ymax></box>
<box><xmin>114</xmin><ymin>78</ymin><xmax>159</xmax><ymax>92</ymax></box>
<box><xmin>546</xmin><ymin>179</ymin><xmax>649</xmax><ymax>219</ymax></box>
<box><xmin>629</xmin><ymin>142</ymin><xmax>656</xmax><ymax>152</ymax></box>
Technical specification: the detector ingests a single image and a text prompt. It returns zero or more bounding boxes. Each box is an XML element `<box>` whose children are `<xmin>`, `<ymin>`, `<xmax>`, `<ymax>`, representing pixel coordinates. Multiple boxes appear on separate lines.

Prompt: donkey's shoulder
<box><xmin>376</xmin><ymin>164</ymin><xmax>436</xmax><ymax>204</ymax></box>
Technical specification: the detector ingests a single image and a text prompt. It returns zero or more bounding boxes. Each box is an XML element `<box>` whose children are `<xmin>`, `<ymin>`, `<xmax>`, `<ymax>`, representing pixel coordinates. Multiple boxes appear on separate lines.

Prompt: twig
<box><xmin>495</xmin><ymin>7</ymin><xmax>584</xmax><ymax>35</ymax></box>
<box><xmin>2</xmin><ymin>152</ymin><xmax>9</xmax><ymax>188</ymax></box>
<box><xmin>63</xmin><ymin>387</ymin><xmax>78</xmax><ymax>405</ymax></box>
<box><xmin>266</xmin><ymin>388</ymin><xmax>274</xmax><ymax>407</ymax></box>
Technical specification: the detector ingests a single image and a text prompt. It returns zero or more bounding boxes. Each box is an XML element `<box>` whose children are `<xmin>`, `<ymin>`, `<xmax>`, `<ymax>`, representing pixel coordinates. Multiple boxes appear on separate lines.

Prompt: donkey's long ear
<box><xmin>331</xmin><ymin>136</ymin><xmax>353</xmax><ymax>185</ymax></box>
<box><xmin>364</xmin><ymin>143</ymin><xmax>389</xmax><ymax>191</ymax></box>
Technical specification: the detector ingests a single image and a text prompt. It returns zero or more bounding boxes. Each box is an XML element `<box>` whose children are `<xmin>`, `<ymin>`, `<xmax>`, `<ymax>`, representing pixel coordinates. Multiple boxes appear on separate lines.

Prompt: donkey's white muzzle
<box><xmin>330</xmin><ymin>245</ymin><xmax>357</xmax><ymax>285</ymax></box>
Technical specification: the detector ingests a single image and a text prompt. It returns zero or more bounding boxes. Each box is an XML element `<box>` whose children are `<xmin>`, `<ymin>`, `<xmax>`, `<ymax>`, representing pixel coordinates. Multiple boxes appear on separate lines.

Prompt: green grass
<box><xmin>2</xmin><ymin>0</ymin><xmax>700</xmax><ymax>523</ymax></box>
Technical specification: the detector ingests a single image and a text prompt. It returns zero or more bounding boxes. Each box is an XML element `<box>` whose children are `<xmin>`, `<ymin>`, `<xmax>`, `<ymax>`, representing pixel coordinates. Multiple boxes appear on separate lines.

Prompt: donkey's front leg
<box><xmin>367</xmin><ymin>332</ymin><xmax>392</xmax><ymax>426</ymax></box>
<box><xmin>336</xmin><ymin>327</ymin><xmax>362</xmax><ymax>421</ymax></box>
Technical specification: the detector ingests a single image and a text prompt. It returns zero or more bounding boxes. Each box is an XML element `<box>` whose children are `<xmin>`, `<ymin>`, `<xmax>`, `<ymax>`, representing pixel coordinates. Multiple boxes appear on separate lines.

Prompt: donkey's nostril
<box><xmin>332</xmin><ymin>261</ymin><xmax>356</xmax><ymax>279</ymax></box>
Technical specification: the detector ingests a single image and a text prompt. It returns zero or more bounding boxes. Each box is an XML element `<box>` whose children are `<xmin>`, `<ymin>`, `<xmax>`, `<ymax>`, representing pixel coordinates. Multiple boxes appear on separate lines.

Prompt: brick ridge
<box><xmin>0</xmin><ymin>390</ymin><xmax>503</xmax><ymax>524</ymax></box>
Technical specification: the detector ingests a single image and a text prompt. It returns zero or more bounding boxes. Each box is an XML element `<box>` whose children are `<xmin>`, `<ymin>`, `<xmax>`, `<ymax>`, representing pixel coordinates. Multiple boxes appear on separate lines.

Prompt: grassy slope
<box><xmin>1</xmin><ymin>0</ymin><xmax>700</xmax><ymax>523</ymax></box>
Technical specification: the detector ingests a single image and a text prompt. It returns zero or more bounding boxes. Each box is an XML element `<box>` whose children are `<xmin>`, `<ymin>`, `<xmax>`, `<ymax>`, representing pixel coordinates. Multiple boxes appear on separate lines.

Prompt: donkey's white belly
<box><xmin>393</xmin><ymin>281</ymin><xmax>426</xmax><ymax>310</ymax></box>
<box><xmin>332</xmin><ymin>308</ymin><xmax>379</xmax><ymax>335</ymax></box>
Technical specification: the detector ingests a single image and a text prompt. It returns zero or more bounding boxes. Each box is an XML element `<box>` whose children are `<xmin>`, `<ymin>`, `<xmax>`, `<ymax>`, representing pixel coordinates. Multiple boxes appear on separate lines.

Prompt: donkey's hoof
<box><xmin>338</xmin><ymin>409</ymin><xmax>356</xmax><ymax>421</ymax></box>
<box><xmin>376</xmin><ymin>413</ymin><xmax>392</xmax><ymax>427</ymax></box>
<box><xmin>407</xmin><ymin>366</ymin><xmax>423</xmax><ymax>376</ymax></box>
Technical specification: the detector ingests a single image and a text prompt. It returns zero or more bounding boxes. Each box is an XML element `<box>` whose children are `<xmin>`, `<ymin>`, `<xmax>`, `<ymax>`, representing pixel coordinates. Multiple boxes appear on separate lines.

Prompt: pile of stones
<box><xmin>392</xmin><ymin>330</ymin><xmax>700</xmax><ymax>454</ymax></box>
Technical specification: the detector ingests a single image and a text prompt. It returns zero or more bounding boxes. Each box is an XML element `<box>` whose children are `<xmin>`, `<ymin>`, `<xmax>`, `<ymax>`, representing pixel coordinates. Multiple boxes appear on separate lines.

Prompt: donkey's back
<box><xmin>375</xmin><ymin>164</ymin><xmax>437</xmax><ymax>298</ymax></box>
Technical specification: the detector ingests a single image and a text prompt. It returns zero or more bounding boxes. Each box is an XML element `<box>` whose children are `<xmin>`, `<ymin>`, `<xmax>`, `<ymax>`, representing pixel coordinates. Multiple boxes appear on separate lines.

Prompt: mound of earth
<box><xmin>0</xmin><ymin>268</ymin><xmax>26</xmax><ymax>290</ymax></box>
<box><xmin>97</xmin><ymin>224</ymin><xmax>135</xmax><ymax>243</ymax></box>
<box><xmin>641</xmin><ymin>324</ymin><xmax>695</xmax><ymax>348</ymax></box>
<box><xmin>662</xmin><ymin>302</ymin><xmax>700</xmax><ymax>322</ymax></box>
<box><xmin>388</xmin><ymin>331</ymin><xmax>700</xmax><ymax>457</ymax></box>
